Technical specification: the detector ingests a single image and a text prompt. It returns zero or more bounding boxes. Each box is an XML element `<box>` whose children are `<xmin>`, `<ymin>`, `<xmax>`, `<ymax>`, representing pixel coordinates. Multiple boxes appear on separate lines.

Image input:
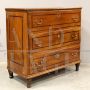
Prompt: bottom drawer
<box><xmin>30</xmin><ymin>48</ymin><xmax>80</xmax><ymax>74</ymax></box>
<box><xmin>30</xmin><ymin>61</ymin><xmax>65</xmax><ymax>75</ymax></box>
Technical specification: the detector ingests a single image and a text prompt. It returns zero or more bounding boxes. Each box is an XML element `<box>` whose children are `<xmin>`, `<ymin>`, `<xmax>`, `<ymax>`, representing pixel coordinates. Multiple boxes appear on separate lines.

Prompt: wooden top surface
<box><xmin>5</xmin><ymin>7</ymin><xmax>82</xmax><ymax>12</ymax></box>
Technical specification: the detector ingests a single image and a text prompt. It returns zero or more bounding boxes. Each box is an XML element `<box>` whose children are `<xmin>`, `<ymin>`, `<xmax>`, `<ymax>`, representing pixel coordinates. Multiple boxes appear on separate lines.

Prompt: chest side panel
<box><xmin>6</xmin><ymin>11</ymin><xmax>29</xmax><ymax>76</ymax></box>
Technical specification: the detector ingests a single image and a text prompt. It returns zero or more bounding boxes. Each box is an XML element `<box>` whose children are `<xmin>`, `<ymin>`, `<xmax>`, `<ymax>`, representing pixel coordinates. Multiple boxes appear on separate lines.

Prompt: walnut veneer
<box><xmin>6</xmin><ymin>8</ymin><xmax>81</xmax><ymax>88</ymax></box>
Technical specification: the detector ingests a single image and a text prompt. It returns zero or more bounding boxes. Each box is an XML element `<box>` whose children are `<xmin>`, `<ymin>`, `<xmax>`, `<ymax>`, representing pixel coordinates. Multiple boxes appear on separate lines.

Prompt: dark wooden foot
<box><xmin>75</xmin><ymin>63</ymin><xmax>80</xmax><ymax>71</ymax></box>
<box><xmin>27</xmin><ymin>79</ymin><xmax>32</xmax><ymax>88</ymax></box>
<box><xmin>8</xmin><ymin>70</ymin><xmax>14</xmax><ymax>79</ymax></box>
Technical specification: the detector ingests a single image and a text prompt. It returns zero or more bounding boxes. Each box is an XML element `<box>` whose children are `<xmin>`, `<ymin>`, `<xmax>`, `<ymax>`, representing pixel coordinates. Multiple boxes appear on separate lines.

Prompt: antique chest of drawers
<box><xmin>6</xmin><ymin>8</ymin><xmax>81</xmax><ymax>88</ymax></box>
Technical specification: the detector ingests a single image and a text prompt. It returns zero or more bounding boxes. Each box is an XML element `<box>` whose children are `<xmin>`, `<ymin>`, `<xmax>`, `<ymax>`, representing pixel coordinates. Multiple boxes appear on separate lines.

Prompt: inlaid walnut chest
<box><xmin>6</xmin><ymin>8</ymin><xmax>81</xmax><ymax>88</ymax></box>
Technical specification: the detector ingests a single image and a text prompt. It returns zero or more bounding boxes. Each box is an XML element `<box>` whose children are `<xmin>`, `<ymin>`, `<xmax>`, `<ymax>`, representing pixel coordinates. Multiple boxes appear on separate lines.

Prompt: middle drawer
<box><xmin>30</xmin><ymin>27</ymin><xmax>80</xmax><ymax>50</ymax></box>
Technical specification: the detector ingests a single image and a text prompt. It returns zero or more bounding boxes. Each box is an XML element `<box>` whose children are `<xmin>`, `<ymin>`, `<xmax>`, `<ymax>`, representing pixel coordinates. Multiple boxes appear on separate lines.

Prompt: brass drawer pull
<box><xmin>71</xmin><ymin>33</ymin><xmax>78</xmax><ymax>40</ymax></box>
<box><xmin>54</xmin><ymin>53</ymin><xmax>60</xmax><ymax>59</ymax></box>
<box><xmin>37</xmin><ymin>18</ymin><xmax>43</xmax><ymax>25</ymax></box>
<box><xmin>72</xmin><ymin>18</ymin><xmax>79</xmax><ymax>22</ymax></box>
<box><xmin>34</xmin><ymin>18</ymin><xmax>43</xmax><ymax>25</ymax></box>
<box><xmin>72</xmin><ymin>33</ymin><xmax>78</xmax><ymax>38</ymax></box>
<box><xmin>71</xmin><ymin>53</ymin><xmax>78</xmax><ymax>57</ymax></box>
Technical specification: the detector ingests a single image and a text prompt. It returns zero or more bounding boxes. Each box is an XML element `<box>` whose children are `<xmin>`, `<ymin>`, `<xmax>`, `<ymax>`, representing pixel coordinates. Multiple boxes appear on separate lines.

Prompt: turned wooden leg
<box><xmin>27</xmin><ymin>79</ymin><xmax>32</xmax><ymax>88</ymax></box>
<box><xmin>75</xmin><ymin>63</ymin><xmax>80</xmax><ymax>71</ymax></box>
<box><xmin>8</xmin><ymin>70</ymin><xmax>14</xmax><ymax>79</ymax></box>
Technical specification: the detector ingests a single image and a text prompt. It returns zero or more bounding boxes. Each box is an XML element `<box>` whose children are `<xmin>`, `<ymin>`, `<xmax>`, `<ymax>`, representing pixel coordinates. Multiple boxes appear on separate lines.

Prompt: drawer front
<box><xmin>31</xmin><ymin>14</ymin><xmax>62</xmax><ymax>27</ymax></box>
<box><xmin>32</xmin><ymin>35</ymin><xmax>49</xmax><ymax>49</ymax></box>
<box><xmin>64</xmin><ymin>31</ymin><xmax>80</xmax><ymax>43</ymax></box>
<box><xmin>68</xmin><ymin>49</ymin><xmax>80</xmax><ymax>63</ymax></box>
<box><xmin>30</xmin><ymin>52</ymin><xmax>65</xmax><ymax>74</ymax></box>
<box><xmin>32</xmin><ymin>31</ymin><xmax>80</xmax><ymax>49</ymax></box>
<box><xmin>61</xmin><ymin>13</ymin><xmax>80</xmax><ymax>24</ymax></box>
<box><xmin>30</xmin><ymin>48</ymin><xmax>80</xmax><ymax>74</ymax></box>
<box><xmin>30</xmin><ymin>12</ymin><xmax>80</xmax><ymax>28</ymax></box>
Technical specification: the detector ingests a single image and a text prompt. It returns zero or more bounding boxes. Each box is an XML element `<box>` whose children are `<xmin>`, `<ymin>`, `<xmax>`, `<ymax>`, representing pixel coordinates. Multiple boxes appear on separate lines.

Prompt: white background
<box><xmin>0</xmin><ymin>0</ymin><xmax>89</xmax><ymax>63</ymax></box>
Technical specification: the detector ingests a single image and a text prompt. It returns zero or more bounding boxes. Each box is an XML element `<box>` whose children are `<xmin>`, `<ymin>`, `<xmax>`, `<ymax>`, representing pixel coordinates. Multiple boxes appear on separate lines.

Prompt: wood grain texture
<box><xmin>6</xmin><ymin>8</ymin><xmax>81</xmax><ymax>88</ymax></box>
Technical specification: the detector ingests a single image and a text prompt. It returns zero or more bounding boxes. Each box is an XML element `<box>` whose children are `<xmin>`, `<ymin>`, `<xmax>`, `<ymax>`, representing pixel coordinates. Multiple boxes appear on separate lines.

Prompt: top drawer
<box><xmin>29</xmin><ymin>11</ymin><xmax>81</xmax><ymax>28</ymax></box>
